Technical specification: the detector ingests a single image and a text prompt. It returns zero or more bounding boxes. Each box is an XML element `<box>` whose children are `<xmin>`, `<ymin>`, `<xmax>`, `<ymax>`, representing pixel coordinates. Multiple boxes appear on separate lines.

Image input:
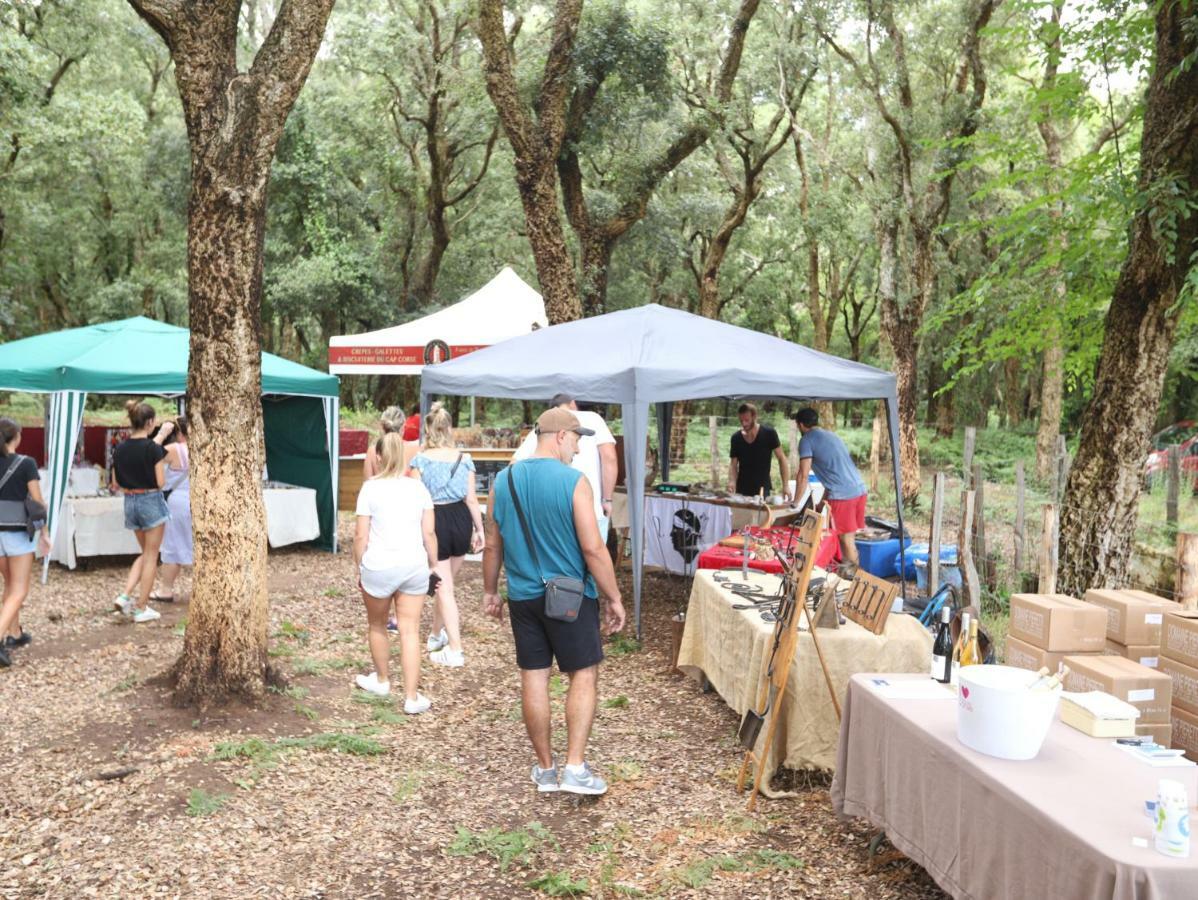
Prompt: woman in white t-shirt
<box><xmin>353</xmin><ymin>433</ymin><xmax>438</xmax><ymax>713</ymax></box>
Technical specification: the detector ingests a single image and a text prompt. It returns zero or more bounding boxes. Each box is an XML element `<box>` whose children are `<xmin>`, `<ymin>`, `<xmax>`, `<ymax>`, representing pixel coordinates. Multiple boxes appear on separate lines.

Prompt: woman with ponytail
<box><xmin>110</xmin><ymin>401</ymin><xmax>173</xmax><ymax>624</ymax></box>
<box><xmin>0</xmin><ymin>418</ymin><xmax>50</xmax><ymax>668</ymax></box>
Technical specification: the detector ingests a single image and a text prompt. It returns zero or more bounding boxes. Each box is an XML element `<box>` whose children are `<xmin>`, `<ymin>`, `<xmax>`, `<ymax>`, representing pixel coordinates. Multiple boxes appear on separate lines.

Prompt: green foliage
<box><xmin>607</xmin><ymin>634</ymin><xmax>642</xmax><ymax>657</ymax></box>
<box><xmin>274</xmin><ymin>621</ymin><xmax>311</xmax><ymax>644</ymax></box>
<box><xmin>185</xmin><ymin>788</ymin><xmax>229</xmax><ymax>818</ymax></box>
<box><xmin>448</xmin><ymin>822</ymin><xmax>556</xmax><ymax>871</ymax></box>
<box><xmin>601</xmin><ymin>695</ymin><xmax>630</xmax><ymax>709</ymax></box>
<box><xmin>212</xmin><ymin>732</ymin><xmax>385</xmax><ymax>785</ymax></box>
<box><xmin>529</xmin><ymin>872</ymin><xmax>590</xmax><ymax>897</ymax></box>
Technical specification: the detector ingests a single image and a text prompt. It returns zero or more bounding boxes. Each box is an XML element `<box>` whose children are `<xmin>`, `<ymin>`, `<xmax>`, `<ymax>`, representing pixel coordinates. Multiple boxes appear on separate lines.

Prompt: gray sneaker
<box><xmin>560</xmin><ymin>762</ymin><xmax>607</xmax><ymax>796</ymax></box>
<box><xmin>531</xmin><ymin>761</ymin><xmax>559</xmax><ymax>793</ymax></box>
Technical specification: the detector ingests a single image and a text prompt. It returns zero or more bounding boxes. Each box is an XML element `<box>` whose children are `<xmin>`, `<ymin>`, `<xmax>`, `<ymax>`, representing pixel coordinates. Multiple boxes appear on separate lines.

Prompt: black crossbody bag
<box><xmin>506</xmin><ymin>465</ymin><xmax>586</xmax><ymax>623</ymax></box>
<box><xmin>0</xmin><ymin>455</ymin><xmax>47</xmax><ymax>538</ymax></box>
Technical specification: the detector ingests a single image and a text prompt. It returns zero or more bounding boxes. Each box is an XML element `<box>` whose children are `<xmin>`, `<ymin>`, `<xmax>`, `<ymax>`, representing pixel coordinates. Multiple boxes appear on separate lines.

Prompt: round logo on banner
<box><xmin>424</xmin><ymin>339</ymin><xmax>451</xmax><ymax>365</ymax></box>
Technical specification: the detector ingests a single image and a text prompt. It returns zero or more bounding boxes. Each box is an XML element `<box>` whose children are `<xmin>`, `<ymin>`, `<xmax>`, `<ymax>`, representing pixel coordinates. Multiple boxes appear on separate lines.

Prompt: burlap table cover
<box><xmin>832</xmin><ymin>674</ymin><xmax>1198</xmax><ymax>900</ymax></box>
<box><xmin>677</xmin><ymin>569</ymin><xmax>932</xmax><ymax>772</ymax></box>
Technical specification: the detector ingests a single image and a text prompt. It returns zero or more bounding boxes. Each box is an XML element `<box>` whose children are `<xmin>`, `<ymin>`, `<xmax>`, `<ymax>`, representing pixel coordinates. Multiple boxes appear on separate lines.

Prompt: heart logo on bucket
<box><xmin>961</xmin><ymin>686</ymin><xmax>970</xmax><ymax>699</ymax></box>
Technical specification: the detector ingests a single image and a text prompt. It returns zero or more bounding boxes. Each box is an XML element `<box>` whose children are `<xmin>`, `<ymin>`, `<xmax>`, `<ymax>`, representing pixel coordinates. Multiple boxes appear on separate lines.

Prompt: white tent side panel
<box><xmin>329</xmin><ymin>267</ymin><xmax>547</xmax><ymax>375</ymax></box>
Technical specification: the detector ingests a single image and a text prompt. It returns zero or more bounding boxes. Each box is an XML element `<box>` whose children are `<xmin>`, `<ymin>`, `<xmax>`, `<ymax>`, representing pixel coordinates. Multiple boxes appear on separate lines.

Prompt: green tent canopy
<box><xmin>0</xmin><ymin>317</ymin><xmax>341</xmax><ymax>578</ymax></box>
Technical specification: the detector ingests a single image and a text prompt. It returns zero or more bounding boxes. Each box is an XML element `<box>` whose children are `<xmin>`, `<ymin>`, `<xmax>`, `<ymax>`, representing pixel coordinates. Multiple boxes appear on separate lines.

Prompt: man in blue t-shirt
<box><xmin>483</xmin><ymin>407</ymin><xmax>626</xmax><ymax>796</ymax></box>
<box><xmin>795</xmin><ymin>407</ymin><xmax>868</xmax><ymax>572</ymax></box>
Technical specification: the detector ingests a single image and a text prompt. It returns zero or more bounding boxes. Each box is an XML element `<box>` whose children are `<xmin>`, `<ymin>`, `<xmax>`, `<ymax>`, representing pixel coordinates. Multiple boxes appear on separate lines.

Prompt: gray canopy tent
<box><xmin>420</xmin><ymin>303</ymin><xmax>905</xmax><ymax>637</ymax></box>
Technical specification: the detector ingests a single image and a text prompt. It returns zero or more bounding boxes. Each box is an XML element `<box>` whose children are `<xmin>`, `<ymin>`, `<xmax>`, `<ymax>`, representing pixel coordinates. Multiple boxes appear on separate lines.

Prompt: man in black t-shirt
<box><xmin>727</xmin><ymin>402</ymin><xmax>790</xmax><ymax>499</ymax></box>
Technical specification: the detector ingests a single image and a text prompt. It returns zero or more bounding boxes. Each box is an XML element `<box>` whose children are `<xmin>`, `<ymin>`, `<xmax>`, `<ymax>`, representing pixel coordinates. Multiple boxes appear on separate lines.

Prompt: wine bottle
<box><xmin>951</xmin><ymin>612</ymin><xmax>970</xmax><ymax>684</ymax></box>
<box><xmin>930</xmin><ymin>606</ymin><xmax>953</xmax><ymax>683</ymax></box>
<box><xmin>960</xmin><ymin>619</ymin><xmax>982</xmax><ymax>668</ymax></box>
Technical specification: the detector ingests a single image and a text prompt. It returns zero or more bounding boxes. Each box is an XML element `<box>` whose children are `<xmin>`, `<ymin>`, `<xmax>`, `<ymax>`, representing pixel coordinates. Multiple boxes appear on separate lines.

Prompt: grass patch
<box><xmin>212</xmin><ymin>732</ymin><xmax>385</xmax><ymax>785</ymax></box>
<box><xmin>292</xmin><ymin>656</ymin><xmax>360</xmax><ymax>676</ymax></box>
<box><xmin>185</xmin><ymin>788</ymin><xmax>228</xmax><ymax>817</ymax></box>
<box><xmin>671</xmin><ymin>849</ymin><xmax>803</xmax><ymax>887</ymax></box>
<box><xmin>601</xmin><ymin>695</ymin><xmax>629</xmax><ymax>709</ymax></box>
<box><xmin>267</xmin><ymin>644</ymin><xmax>297</xmax><ymax>659</ymax></box>
<box><xmin>448</xmin><ymin>822</ymin><xmax>556</xmax><ymax>871</ymax></box>
<box><xmin>549</xmin><ymin>674</ymin><xmax>567</xmax><ymax>699</ymax></box>
<box><xmin>294</xmin><ymin>702</ymin><xmax>320</xmax><ymax>721</ymax></box>
<box><xmin>322</xmin><ymin>587</ymin><xmax>345</xmax><ymax>598</ymax></box>
<box><xmin>394</xmin><ymin>771</ymin><xmax>423</xmax><ymax>803</ymax></box>
<box><xmin>608</xmin><ymin>760</ymin><xmax>643</xmax><ymax>783</ymax></box>
<box><xmin>352</xmin><ymin>692</ymin><xmax>408</xmax><ymax>724</ymax></box>
<box><xmin>110</xmin><ymin>675</ymin><xmax>139</xmax><ymax>694</ymax></box>
<box><xmin>172</xmin><ymin>618</ymin><xmax>187</xmax><ymax>637</ymax></box>
<box><xmin>273</xmin><ymin>620</ymin><xmax>311</xmax><ymax>644</ymax></box>
<box><xmin>529</xmin><ymin>872</ymin><xmax>589</xmax><ymax>897</ymax></box>
<box><xmin>268</xmin><ymin>684</ymin><xmax>310</xmax><ymax>700</ymax></box>
<box><xmin>607</xmin><ymin>634</ymin><xmax>642</xmax><ymax>657</ymax></box>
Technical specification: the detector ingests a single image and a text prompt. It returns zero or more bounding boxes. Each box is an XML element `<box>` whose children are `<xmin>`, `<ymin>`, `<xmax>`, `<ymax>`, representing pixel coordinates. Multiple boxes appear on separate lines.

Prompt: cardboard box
<box><xmin>1062</xmin><ymin>654</ymin><xmax>1173</xmax><ymax>723</ymax></box>
<box><xmin>1104</xmin><ymin>639</ymin><xmax>1161</xmax><ymax>669</ymax></box>
<box><xmin>1006</xmin><ymin>636</ymin><xmax>1097</xmax><ymax>673</ymax></box>
<box><xmin>1160</xmin><ymin>656</ymin><xmax>1198</xmax><ymax>716</ymax></box>
<box><xmin>1009</xmin><ymin>594</ymin><xmax>1106</xmax><ymax>652</ymax></box>
<box><xmin>1084</xmin><ymin>589</ymin><xmax>1170</xmax><ymax>645</ymax></box>
<box><xmin>1161</xmin><ymin>611</ymin><xmax>1198</xmax><ymax>669</ymax></box>
<box><xmin>1170</xmin><ymin>706</ymin><xmax>1198</xmax><ymax>761</ymax></box>
<box><xmin>1136</xmin><ymin>722</ymin><xmax>1173</xmax><ymax>746</ymax></box>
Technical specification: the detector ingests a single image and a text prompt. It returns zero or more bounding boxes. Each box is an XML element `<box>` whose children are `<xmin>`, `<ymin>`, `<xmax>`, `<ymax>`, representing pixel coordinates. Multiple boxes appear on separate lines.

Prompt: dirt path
<box><xmin>0</xmin><ymin>519</ymin><xmax>944</xmax><ymax>898</ymax></box>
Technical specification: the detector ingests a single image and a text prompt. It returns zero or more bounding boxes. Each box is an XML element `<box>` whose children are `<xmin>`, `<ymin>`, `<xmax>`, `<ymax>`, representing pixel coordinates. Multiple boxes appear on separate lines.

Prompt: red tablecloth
<box><xmin>696</xmin><ymin>523</ymin><xmax>842</xmax><ymax>573</ymax></box>
<box><xmin>695</xmin><ymin>543</ymin><xmax>785</xmax><ymax>574</ymax></box>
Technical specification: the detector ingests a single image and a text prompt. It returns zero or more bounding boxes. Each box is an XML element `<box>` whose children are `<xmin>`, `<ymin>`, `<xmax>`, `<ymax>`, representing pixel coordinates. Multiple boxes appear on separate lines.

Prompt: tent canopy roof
<box><xmin>0</xmin><ymin>316</ymin><xmax>339</xmax><ymax>397</ymax></box>
<box><xmin>421</xmin><ymin>303</ymin><xmax>895</xmax><ymax>404</ymax></box>
<box><xmin>328</xmin><ymin>267</ymin><xmax>547</xmax><ymax>374</ymax></box>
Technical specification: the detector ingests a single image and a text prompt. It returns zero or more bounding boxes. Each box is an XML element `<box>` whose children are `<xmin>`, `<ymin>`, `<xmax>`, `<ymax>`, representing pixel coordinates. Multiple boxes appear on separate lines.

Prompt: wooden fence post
<box><xmin>959</xmin><ymin>490</ymin><xmax>980</xmax><ymax>609</ymax></box>
<box><xmin>1014</xmin><ymin>460</ymin><xmax>1026</xmax><ymax>579</ymax></box>
<box><xmin>963</xmin><ymin>426</ymin><xmax>977</xmax><ymax>489</ymax></box>
<box><xmin>972</xmin><ymin>462</ymin><xmax>988</xmax><ymax>587</ymax></box>
<box><xmin>1167</xmin><ymin>445</ymin><xmax>1181</xmax><ymax>535</ymax></box>
<box><xmin>929</xmin><ymin>472</ymin><xmax>946</xmax><ymax>596</ymax></box>
<box><xmin>1039</xmin><ymin>503</ymin><xmax>1058</xmax><ymax>595</ymax></box>
<box><xmin>1177</xmin><ymin>532</ymin><xmax>1198</xmax><ymax>610</ymax></box>
<box><xmin>709</xmin><ymin>417</ymin><xmax>720</xmax><ymax>487</ymax></box>
<box><xmin>869</xmin><ymin>409</ymin><xmax>882</xmax><ymax>493</ymax></box>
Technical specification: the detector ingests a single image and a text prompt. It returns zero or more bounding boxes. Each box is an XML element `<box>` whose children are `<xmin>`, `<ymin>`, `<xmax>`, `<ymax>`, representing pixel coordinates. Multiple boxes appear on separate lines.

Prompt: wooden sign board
<box><xmin>842</xmin><ymin>570</ymin><xmax>899</xmax><ymax>635</ymax></box>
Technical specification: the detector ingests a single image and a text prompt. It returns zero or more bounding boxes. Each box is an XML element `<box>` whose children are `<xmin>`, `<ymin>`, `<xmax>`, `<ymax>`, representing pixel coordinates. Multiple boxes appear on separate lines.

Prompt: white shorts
<box><xmin>359</xmin><ymin>563</ymin><xmax>429</xmax><ymax>599</ymax></box>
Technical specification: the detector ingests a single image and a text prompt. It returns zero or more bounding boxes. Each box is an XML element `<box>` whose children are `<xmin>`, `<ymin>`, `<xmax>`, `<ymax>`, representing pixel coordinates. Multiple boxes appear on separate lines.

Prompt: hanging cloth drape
<box><xmin>321</xmin><ymin>396</ymin><xmax>340</xmax><ymax>554</ymax></box>
<box><xmin>41</xmin><ymin>390</ymin><xmax>86</xmax><ymax>584</ymax></box>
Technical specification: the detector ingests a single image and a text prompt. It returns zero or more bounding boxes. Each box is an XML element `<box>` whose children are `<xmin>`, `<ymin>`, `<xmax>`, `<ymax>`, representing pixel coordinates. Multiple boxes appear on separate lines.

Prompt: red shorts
<box><xmin>826</xmin><ymin>494</ymin><xmax>867</xmax><ymax>535</ymax></box>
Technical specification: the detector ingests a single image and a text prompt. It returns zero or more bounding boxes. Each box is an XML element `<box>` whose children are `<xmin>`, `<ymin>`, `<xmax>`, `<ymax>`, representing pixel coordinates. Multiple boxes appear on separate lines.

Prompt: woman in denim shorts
<box><xmin>110</xmin><ymin>401</ymin><xmax>173</xmax><ymax>624</ymax></box>
<box><xmin>0</xmin><ymin>418</ymin><xmax>51</xmax><ymax>668</ymax></box>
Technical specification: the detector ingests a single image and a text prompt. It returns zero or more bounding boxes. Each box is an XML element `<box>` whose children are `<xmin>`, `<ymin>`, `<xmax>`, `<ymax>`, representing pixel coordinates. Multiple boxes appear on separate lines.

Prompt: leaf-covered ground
<box><xmin>0</xmin><ymin>516</ymin><xmax>945</xmax><ymax>898</ymax></box>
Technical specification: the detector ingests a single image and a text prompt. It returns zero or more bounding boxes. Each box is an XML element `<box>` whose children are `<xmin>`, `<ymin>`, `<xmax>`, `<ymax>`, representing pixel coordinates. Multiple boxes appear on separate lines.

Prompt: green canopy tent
<box><xmin>0</xmin><ymin>317</ymin><xmax>341</xmax><ymax>581</ymax></box>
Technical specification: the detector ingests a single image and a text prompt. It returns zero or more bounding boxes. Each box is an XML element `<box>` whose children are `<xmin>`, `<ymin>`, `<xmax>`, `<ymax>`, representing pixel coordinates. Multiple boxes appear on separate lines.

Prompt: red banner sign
<box><xmin>328</xmin><ymin>343</ymin><xmax>487</xmax><ymax>367</ymax></box>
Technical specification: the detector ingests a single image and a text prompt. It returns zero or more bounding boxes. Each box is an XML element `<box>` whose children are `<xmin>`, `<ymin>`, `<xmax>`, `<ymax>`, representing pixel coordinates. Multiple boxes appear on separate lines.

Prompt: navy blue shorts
<box><xmin>508</xmin><ymin>595</ymin><xmax>603</xmax><ymax>673</ymax></box>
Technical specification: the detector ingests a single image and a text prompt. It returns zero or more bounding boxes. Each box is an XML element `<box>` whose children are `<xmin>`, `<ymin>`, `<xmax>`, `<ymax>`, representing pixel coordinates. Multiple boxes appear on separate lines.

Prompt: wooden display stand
<box><xmin>736</xmin><ymin>509</ymin><xmax>822</xmax><ymax>811</ymax></box>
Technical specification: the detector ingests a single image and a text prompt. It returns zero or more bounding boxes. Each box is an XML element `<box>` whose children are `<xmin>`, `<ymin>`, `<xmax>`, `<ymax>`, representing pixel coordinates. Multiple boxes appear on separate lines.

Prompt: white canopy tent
<box><xmin>328</xmin><ymin>267</ymin><xmax>548</xmax><ymax>376</ymax></box>
<box><xmin>420</xmin><ymin>304</ymin><xmax>906</xmax><ymax>637</ymax></box>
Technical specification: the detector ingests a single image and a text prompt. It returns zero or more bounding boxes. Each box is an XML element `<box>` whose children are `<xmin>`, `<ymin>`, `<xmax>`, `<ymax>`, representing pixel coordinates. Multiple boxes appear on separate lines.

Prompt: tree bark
<box><xmin>127</xmin><ymin>0</ymin><xmax>336</xmax><ymax>705</ymax></box>
<box><xmin>1058</xmin><ymin>0</ymin><xmax>1198</xmax><ymax>596</ymax></box>
<box><xmin>476</xmin><ymin>0</ymin><xmax>582</xmax><ymax>323</ymax></box>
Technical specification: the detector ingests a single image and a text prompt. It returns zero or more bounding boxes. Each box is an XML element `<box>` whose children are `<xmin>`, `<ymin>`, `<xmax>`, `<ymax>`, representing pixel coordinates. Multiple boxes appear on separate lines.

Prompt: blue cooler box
<box><xmin>857</xmin><ymin>536</ymin><xmax>912</xmax><ymax>578</ymax></box>
<box><xmin>894</xmin><ymin>543</ymin><xmax>961</xmax><ymax>591</ymax></box>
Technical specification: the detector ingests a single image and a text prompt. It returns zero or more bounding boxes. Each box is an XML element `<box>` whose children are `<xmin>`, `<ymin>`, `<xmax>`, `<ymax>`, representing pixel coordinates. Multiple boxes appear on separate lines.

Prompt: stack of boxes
<box><xmin>1162</xmin><ymin>610</ymin><xmax>1198</xmax><ymax>760</ymax></box>
<box><xmin>1077</xmin><ymin>589</ymin><xmax>1174</xmax><ymax>744</ymax></box>
<box><xmin>1085</xmin><ymin>589</ymin><xmax>1171</xmax><ymax>669</ymax></box>
<box><xmin>1005</xmin><ymin>593</ymin><xmax>1106</xmax><ymax>672</ymax></box>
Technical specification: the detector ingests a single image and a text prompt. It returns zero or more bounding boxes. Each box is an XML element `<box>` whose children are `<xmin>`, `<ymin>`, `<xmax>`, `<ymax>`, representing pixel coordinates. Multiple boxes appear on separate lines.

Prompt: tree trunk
<box><xmin>877</xmin><ymin>213</ymin><xmax>921</xmax><ymax>505</ymax></box>
<box><xmin>477</xmin><ymin>0</ymin><xmax>583</xmax><ymax>324</ymax></box>
<box><xmin>176</xmin><ymin>176</ymin><xmax>273</xmax><ymax>703</ymax></box>
<box><xmin>669</xmin><ymin>400</ymin><xmax>689</xmax><ymax>469</ymax></box>
<box><xmin>127</xmin><ymin>0</ymin><xmax>337</xmax><ymax>706</ymax></box>
<box><xmin>1003</xmin><ymin>357</ymin><xmax>1022</xmax><ymax>427</ymax></box>
<box><xmin>1035</xmin><ymin>337</ymin><xmax>1064</xmax><ymax>480</ymax></box>
<box><xmin>579</xmin><ymin>231</ymin><xmax>615</xmax><ymax>318</ymax></box>
<box><xmin>1058</xmin><ymin>0</ymin><xmax>1198</xmax><ymax>597</ymax></box>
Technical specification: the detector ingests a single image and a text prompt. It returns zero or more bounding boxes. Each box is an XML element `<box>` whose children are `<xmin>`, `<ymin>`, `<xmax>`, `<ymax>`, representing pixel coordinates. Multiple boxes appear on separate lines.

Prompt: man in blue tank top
<box><xmin>484</xmin><ymin>407</ymin><xmax>626</xmax><ymax>796</ymax></box>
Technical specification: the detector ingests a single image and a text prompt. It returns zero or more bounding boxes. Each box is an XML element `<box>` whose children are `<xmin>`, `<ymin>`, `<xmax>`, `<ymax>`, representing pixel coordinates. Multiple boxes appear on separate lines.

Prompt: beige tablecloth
<box><xmin>677</xmin><ymin>569</ymin><xmax>932</xmax><ymax>772</ymax></box>
<box><xmin>49</xmin><ymin>487</ymin><xmax>320</xmax><ymax>568</ymax></box>
<box><xmin>832</xmin><ymin>674</ymin><xmax>1198</xmax><ymax>900</ymax></box>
